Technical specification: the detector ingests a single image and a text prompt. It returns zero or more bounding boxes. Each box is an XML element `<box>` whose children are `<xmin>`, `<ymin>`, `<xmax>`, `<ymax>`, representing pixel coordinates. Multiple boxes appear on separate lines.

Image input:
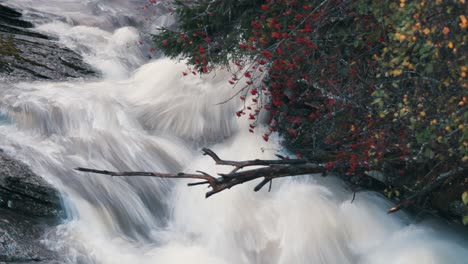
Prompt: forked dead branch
<box><xmin>75</xmin><ymin>148</ymin><xmax>325</xmax><ymax>198</ymax></box>
<box><xmin>75</xmin><ymin>148</ymin><xmax>466</xmax><ymax>214</ymax></box>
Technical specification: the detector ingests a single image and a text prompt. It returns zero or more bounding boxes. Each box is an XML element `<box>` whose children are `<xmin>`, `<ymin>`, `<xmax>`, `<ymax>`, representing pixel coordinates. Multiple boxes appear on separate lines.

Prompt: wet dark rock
<box><xmin>0</xmin><ymin>4</ymin><xmax>22</xmax><ymax>19</ymax></box>
<box><xmin>0</xmin><ymin>151</ymin><xmax>64</xmax><ymax>218</ymax></box>
<box><xmin>0</xmin><ymin>4</ymin><xmax>97</xmax><ymax>81</ymax></box>
<box><xmin>0</xmin><ymin>151</ymin><xmax>64</xmax><ymax>263</ymax></box>
<box><xmin>0</xmin><ymin>209</ymin><xmax>60</xmax><ymax>263</ymax></box>
<box><xmin>0</xmin><ymin>9</ymin><xmax>34</xmax><ymax>29</ymax></box>
<box><xmin>449</xmin><ymin>201</ymin><xmax>468</xmax><ymax>218</ymax></box>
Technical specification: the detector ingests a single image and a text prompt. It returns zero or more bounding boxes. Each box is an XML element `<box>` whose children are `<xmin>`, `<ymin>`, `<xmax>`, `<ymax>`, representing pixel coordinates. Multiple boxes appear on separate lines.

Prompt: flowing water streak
<box><xmin>0</xmin><ymin>1</ymin><xmax>467</xmax><ymax>263</ymax></box>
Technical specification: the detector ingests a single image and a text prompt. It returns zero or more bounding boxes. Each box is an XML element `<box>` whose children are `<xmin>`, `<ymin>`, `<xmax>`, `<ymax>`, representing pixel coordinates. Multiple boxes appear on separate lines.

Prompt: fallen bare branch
<box><xmin>76</xmin><ymin>148</ymin><xmax>325</xmax><ymax>198</ymax></box>
<box><xmin>75</xmin><ymin>149</ymin><xmax>467</xmax><ymax>215</ymax></box>
<box><xmin>202</xmin><ymin>148</ymin><xmax>307</xmax><ymax>168</ymax></box>
<box><xmin>75</xmin><ymin>167</ymin><xmax>222</xmax><ymax>193</ymax></box>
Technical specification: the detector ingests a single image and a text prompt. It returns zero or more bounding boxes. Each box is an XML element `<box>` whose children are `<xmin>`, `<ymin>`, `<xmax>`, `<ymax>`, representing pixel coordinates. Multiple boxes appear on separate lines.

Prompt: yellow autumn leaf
<box><xmin>460</xmin><ymin>15</ymin><xmax>468</xmax><ymax>29</ymax></box>
<box><xmin>448</xmin><ymin>41</ymin><xmax>454</xmax><ymax>49</ymax></box>
<box><xmin>463</xmin><ymin>191</ymin><xmax>468</xmax><ymax>205</ymax></box>
<box><xmin>392</xmin><ymin>69</ymin><xmax>403</xmax><ymax>76</ymax></box>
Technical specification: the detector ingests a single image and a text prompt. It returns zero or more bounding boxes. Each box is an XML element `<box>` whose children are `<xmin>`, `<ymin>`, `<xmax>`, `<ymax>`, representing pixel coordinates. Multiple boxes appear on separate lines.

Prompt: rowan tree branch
<box><xmin>76</xmin><ymin>148</ymin><xmax>325</xmax><ymax>198</ymax></box>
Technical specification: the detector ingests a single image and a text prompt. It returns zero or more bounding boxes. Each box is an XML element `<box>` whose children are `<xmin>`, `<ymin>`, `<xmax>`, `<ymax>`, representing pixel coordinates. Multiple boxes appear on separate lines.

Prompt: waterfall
<box><xmin>0</xmin><ymin>1</ymin><xmax>467</xmax><ymax>263</ymax></box>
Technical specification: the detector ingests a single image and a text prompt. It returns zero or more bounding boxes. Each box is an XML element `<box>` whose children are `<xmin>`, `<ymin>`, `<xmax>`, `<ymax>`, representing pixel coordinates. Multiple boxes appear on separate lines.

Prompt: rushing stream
<box><xmin>1</xmin><ymin>1</ymin><xmax>468</xmax><ymax>263</ymax></box>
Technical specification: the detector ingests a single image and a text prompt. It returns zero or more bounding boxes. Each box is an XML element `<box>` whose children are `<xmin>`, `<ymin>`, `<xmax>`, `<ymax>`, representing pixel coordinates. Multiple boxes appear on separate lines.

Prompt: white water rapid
<box><xmin>0</xmin><ymin>1</ymin><xmax>467</xmax><ymax>263</ymax></box>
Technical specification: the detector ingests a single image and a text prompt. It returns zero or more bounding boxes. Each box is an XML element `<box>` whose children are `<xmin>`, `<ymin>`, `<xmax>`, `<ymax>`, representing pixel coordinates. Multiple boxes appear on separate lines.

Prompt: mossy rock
<box><xmin>0</xmin><ymin>4</ymin><xmax>97</xmax><ymax>81</ymax></box>
<box><xmin>0</xmin><ymin>36</ymin><xmax>21</xmax><ymax>63</ymax></box>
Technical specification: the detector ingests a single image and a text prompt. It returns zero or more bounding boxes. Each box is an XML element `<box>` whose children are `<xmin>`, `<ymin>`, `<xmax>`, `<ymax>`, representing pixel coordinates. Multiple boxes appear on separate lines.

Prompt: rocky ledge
<box><xmin>0</xmin><ymin>150</ymin><xmax>64</xmax><ymax>263</ymax></box>
<box><xmin>0</xmin><ymin>4</ymin><xmax>96</xmax><ymax>81</ymax></box>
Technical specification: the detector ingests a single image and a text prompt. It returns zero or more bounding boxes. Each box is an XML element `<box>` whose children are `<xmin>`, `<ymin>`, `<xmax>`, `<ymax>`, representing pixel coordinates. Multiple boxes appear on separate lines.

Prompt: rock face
<box><xmin>0</xmin><ymin>4</ymin><xmax>96</xmax><ymax>81</ymax></box>
<box><xmin>0</xmin><ymin>4</ymin><xmax>83</xmax><ymax>262</ymax></box>
<box><xmin>0</xmin><ymin>150</ymin><xmax>64</xmax><ymax>263</ymax></box>
<box><xmin>0</xmin><ymin>151</ymin><xmax>64</xmax><ymax>218</ymax></box>
<box><xmin>0</xmin><ymin>209</ymin><xmax>60</xmax><ymax>263</ymax></box>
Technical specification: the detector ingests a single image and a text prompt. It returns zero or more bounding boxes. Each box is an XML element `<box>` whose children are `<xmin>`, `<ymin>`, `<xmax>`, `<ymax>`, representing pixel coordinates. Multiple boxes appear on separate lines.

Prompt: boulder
<box><xmin>0</xmin><ymin>150</ymin><xmax>64</xmax><ymax>263</ymax></box>
<box><xmin>0</xmin><ymin>208</ymin><xmax>60</xmax><ymax>263</ymax></box>
<box><xmin>0</xmin><ymin>4</ymin><xmax>97</xmax><ymax>81</ymax></box>
<box><xmin>0</xmin><ymin>151</ymin><xmax>64</xmax><ymax>218</ymax></box>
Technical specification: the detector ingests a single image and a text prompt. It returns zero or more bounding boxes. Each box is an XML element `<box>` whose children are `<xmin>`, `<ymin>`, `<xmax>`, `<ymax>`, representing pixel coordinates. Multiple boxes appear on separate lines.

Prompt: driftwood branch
<box><xmin>76</xmin><ymin>148</ymin><xmax>325</xmax><ymax>198</ymax></box>
<box><xmin>75</xmin><ymin>148</ymin><xmax>467</xmax><ymax>216</ymax></box>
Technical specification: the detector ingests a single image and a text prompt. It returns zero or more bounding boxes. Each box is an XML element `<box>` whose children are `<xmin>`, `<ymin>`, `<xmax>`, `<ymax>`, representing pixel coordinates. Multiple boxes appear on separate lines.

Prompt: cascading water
<box><xmin>0</xmin><ymin>1</ymin><xmax>467</xmax><ymax>263</ymax></box>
